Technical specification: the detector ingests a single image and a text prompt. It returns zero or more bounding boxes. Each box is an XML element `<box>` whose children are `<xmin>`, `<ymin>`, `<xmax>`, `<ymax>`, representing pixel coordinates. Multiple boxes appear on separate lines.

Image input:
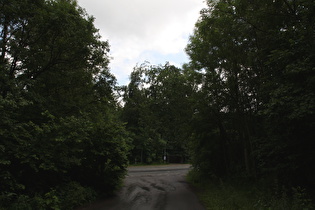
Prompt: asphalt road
<box><xmin>78</xmin><ymin>164</ymin><xmax>205</xmax><ymax>210</ymax></box>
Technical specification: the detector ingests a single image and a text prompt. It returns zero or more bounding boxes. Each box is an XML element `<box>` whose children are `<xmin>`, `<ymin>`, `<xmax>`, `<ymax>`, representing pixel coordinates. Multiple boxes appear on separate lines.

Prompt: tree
<box><xmin>121</xmin><ymin>62</ymin><xmax>195</xmax><ymax>163</ymax></box>
<box><xmin>0</xmin><ymin>0</ymin><xmax>129</xmax><ymax>208</ymax></box>
<box><xmin>186</xmin><ymin>0</ymin><xmax>261</xmax><ymax>177</ymax></box>
<box><xmin>186</xmin><ymin>0</ymin><xmax>315</xmax><ymax>189</ymax></box>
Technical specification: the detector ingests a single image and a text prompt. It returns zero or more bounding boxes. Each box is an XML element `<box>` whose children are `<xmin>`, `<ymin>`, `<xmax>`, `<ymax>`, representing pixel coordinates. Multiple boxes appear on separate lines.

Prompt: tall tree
<box><xmin>122</xmin><ymin>62</ymin><xmax>194</xmax><ymax>163</ymax></box>
<box><xmin>186</xmin><ymin>0</ymin><xmax>315</xmax><ymax>188</ymax></box>
<box><xmin>0</xmin><ymin>0</ymin><xmax>129</xmax><ymax>208</ymax></box>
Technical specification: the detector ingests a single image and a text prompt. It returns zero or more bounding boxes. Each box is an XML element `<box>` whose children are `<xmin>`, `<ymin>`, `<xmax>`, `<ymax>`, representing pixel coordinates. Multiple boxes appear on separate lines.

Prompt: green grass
<box><xmin>187</xmin><ymin>170</ymin><xmax>315</xmax><ymax>210</ymax></box>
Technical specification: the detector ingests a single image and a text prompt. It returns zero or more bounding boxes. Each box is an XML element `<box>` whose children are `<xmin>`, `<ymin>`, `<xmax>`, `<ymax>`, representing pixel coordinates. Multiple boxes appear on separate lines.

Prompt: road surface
<box><xmin>78</xmin><ymin>164</ymin><xmax>205</xmax><ymax>210</ymax></box>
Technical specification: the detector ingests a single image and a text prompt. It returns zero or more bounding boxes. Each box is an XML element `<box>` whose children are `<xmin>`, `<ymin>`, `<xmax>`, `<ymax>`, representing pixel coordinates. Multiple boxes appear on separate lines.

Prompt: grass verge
<box><xmin>187</xmin><ymin>170</ymin><xmax>314</xmax><ymax>210</ymax></box>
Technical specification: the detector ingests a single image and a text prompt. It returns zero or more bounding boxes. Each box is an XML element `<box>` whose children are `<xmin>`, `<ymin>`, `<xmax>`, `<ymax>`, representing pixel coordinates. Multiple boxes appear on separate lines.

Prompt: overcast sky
<box><xmin>77</xmin><ymin>0</ymin><xmax>206</xmax><ymax>85</ymax></box>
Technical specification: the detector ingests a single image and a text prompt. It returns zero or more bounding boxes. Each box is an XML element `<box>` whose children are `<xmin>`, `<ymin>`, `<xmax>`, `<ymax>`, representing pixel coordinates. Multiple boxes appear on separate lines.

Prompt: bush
<box><xmin>187</xmin><ymin>169</ymin><xmax>315</xmax><ymax>210</ymax></box>
<box><xmin>2</xmin><ymin>182</ymin><xmax>97</xmax><ymax>210</ymax></box>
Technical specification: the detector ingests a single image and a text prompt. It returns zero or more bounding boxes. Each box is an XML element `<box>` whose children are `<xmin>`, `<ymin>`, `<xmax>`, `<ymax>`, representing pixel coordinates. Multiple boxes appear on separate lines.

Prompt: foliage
<box><xmin>120</xmin><ymin>1</ymin><xmax>315</xmax><ymax>201</ymax></box>
<box><xmin>3</xmin><ymin>0</ymin><xmax>313</xmax><ymax>208</ymax></box>
<box><xmin>185</xmin><ymin>0</ymin><xmax>315</xmax><ymax>190</ymax></box>
<box><xmin>187</xmin><ymin>170</ymin><xmax>315</xmax><ymax>210</ymax></box>
<box><xmin>121</xmin><ymin>62</ymin><xmax>195</xmax><ymax>164</ymax></box>
<box><xmin>0</xmin><ymin>0</ymin><xmax>129</xmax><ymax>209</ymax></box>
<box><xmin>6</xmin><ymin>182</ymin><xmax>96</xmax><ymax>210</ymax></box>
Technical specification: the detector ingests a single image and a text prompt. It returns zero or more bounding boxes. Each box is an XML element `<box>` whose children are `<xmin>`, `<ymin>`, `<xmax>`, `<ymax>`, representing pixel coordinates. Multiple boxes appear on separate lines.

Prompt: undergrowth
<box><xmin>187</xmin><ymin>170</ymin><xmax>315</xmax><ymax>210</ymax></box>
<box><xmin>0</xmin><ymin>182</ymin><xmax>97</xmax><ymax>210</ymax></box>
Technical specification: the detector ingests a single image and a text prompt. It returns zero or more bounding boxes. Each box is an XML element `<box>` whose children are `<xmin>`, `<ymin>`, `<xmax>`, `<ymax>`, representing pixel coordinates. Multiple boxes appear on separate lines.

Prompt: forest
<box><xmin>1</xmin><ymin>0</ymin><xmax>314</xmax><ymax>209</ymax></box>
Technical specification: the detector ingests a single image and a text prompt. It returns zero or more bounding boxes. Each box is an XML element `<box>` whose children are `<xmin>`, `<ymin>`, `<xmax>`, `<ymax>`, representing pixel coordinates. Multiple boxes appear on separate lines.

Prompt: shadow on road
<box><xmin>77</xmin><ymin>164</ymin><xmax>205</xmax><ymax>210</ymax></box>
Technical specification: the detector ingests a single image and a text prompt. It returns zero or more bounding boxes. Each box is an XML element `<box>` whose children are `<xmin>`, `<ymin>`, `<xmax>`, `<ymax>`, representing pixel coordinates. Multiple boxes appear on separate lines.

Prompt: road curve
<box><xmin>78</xmin><ymin>164</ymin><xmax>205</xmax><ymax>210</ymax></box>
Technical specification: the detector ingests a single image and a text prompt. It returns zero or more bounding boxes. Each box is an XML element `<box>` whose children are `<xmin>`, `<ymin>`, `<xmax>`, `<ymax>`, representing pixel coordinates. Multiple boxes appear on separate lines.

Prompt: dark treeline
<box><xmin>185</xmin><ymin>0</ymin><xmax>315</xmax><ymax>189</ymax></box>
<box><xmin>1</xmin><ymin>0</ymin><xmax>315</xmax><ymax>209</ymax></box>
<box><xmin>121</xmin><ymin>0</ymin><xmax>315</xmax><ymax>203</ymax></box>
<box><xmin>0</xmin><ymin>0</ymin><xmax>129</xmax><ymax>209</ymax></box>
<box><xmin>121</xmin><ymin>62</ymin><xmax>196</xmax><ymax>164</ymax></box>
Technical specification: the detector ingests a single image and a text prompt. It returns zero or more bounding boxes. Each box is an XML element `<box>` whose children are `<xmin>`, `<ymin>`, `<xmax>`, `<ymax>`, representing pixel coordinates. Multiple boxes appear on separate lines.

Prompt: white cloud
<box><xmin>77</xmin><ymin>0</ymin><xmax>205</xmax><ymax>85</ymax></box>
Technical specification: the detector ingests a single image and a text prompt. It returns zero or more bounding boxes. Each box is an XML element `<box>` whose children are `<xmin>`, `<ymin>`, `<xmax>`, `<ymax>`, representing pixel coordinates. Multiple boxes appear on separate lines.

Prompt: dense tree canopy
<box><xmin>0</xmin><ymin>0</ymin><xmax>129</xmax><ymax>208</ymax></box>
<box><xmin>121</xmin><ymin>62</ymin><xmax>195</xmax><ymax>164</ymax></box>
<box><xmin>1</xmin><ymin>0</ymin><xmax>314</xmax><ymax>208</ymax></box>
<box><xmin>186</xmin><ymin>0</ymin><xmax>315</xmax><ymax>188</ymax></box>
<box><xmin>121</xmin><ymin>0</ymin><xmax>314</xmax><ymax>200</ymax></box>
<box><xmin>120</xmin><ymin>0</ymin><xmax>314</xmax><ymax>195</ymax></box>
